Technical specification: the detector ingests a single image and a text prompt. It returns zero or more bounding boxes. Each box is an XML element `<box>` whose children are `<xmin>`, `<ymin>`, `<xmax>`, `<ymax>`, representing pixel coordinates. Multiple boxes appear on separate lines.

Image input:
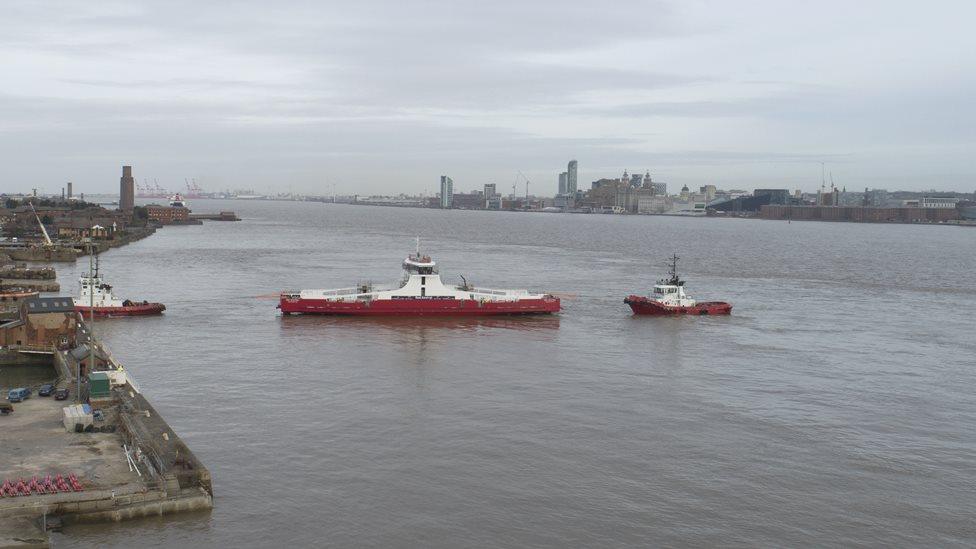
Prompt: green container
<box><xmin>89</xmin><ymin>371</ymin><xmax>111</xmax><ymax>398</ymax></box>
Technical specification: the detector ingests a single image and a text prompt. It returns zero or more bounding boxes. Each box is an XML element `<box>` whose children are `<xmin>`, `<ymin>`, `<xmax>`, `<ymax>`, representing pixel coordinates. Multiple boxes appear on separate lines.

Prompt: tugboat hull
<box><xmin>75</xmin><ymin>303</ymin><xmax>166</xmax><ymax>317</ymax></box>
<box><xmin>279</xmin><ymin>296</ymin><xmax>560</xmax><ymax>316</ymax></box>
<box><xmin>624</xmin><ymin>296</ymin><xmax>731</xmax><ymax>316</ymax></box>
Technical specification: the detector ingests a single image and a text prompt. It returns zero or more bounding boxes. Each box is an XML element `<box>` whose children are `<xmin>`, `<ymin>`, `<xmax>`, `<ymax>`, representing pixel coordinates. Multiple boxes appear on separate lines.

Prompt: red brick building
<box><xmin>0</xmin><ymin>297</ymin><xmax>78</xmax><ymax>350</ymax></box>
<box><xmin>146</xmin><ymin>205</ymin><xmax>190</xmax><ymax>225</ymax></box>
<box><xmin>760</xmin><ymin>205</ymin><xmax>962</xmax><ymax>223</ymax></box>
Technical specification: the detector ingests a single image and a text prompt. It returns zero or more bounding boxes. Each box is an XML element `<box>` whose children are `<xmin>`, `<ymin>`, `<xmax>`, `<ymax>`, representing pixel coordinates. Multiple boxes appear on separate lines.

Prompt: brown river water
<box><xmin>48</xmin><ymin>200</ymin><xmax>976</xmax><ymax>547</ymax></box>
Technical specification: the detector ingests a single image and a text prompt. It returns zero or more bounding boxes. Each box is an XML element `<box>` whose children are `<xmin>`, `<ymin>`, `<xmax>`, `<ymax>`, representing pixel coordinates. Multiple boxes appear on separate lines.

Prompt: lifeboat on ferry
<box><xmin>73</xmin><ymin>256</ymin><xmax>165</xmax><ymax>317</ymax></box>
<box><xmin>279</xmin><ymin>245</ymin><xmax>560</xmax><ymax>316</ymax></box>
<box><xmin>625</xmin><ymin>254</ymin><xmax>732</xmax><ymax>316</ymax></box>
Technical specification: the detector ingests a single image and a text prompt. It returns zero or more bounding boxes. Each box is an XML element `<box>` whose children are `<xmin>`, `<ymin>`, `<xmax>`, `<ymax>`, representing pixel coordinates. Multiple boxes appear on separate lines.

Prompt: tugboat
<box><xmin>279</xmin><ymin>241</ymin><xmax>560</xmax><ymax>316</ymax></box>
<box><xmin>73</xmin><ymin>256</ymin><xmax>166</xmax><ymax>317</ymax></box>
<box><xmin>624</xmin><ymin>254</ymin><xmax>732</xmax><ymax>316</ymax></box>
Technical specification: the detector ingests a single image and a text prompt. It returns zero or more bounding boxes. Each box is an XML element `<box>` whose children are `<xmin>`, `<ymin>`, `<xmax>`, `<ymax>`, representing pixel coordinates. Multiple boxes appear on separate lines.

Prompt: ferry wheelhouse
<box><xmin>624</xmin><ymin>254</ymin><xmax>732</xmax><ymax>316</ymax></box>
<box><xmin>279</xmin><ymin>245</ymin><xmax>560</xmax><ymax>316</ymax></box>
<box><xmin>73</xmin><ymin>257</ymin><xmax>166</xmax><ymax>317</ymax></box>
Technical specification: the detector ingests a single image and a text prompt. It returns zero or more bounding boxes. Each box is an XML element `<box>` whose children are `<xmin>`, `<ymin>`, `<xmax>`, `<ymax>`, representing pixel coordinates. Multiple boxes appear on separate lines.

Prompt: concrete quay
<box><xmin>0</xmin><ymin>337</ymin><xmax>212</xmax><ymax>547</ymax></box>
<box><xmin>188</xmin><ymin>211</ymin><xmax>240</xmax><ymax>221</ymax></box>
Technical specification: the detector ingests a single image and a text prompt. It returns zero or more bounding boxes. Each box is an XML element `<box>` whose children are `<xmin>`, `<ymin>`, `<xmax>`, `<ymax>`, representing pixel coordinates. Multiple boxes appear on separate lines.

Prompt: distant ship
<box><xmin>73</xmin><ymin>256</ymin><xmax>166</xmax><ymax>317</ymax></box>
<box><xmin>279</xmin><ymin>242</ymin><xmax>560</xmax><ymax>316</ymax></box>
<box><xmin>169</xmin><ymin>193</ymin><xmax>188</xmax><ymax>208</ymax></box>
<box><xmin>624</xmin><ymin>254</ymin><xmax>732</xmax><ymax>316</ymax></box>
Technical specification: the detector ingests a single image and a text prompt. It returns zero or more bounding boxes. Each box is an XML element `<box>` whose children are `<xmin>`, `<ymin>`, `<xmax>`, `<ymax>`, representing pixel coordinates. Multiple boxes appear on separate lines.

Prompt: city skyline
<box><xmin>1</xmin><ymin>1</ymin><xmax>974</xmax><ymax>195</ymax></box>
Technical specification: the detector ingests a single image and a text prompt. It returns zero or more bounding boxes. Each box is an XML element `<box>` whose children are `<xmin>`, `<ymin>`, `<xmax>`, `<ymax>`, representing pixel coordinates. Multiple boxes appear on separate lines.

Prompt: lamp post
<box><xmin>80</xmin><ymin>239</ymin><xmax>95</xmax><ymax>403</ymax></box>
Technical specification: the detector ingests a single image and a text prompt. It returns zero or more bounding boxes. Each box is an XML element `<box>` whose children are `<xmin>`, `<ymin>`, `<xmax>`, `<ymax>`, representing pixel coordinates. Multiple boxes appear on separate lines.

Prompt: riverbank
<box><xmin>0</xmin><ymin>330</ymin><xmax>212</xmax><ymax>546</ymax></box>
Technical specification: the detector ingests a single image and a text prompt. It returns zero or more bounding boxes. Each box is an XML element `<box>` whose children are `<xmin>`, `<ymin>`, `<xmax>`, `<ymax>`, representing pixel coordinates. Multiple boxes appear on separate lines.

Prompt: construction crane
<box><xmin>29</xmin><ymin>203</ymin><xmax>54</xmax><ymax>247</ymax></box>
<box><xmin>517</xmin><ymin>170</ymin><xmax>531</xmax><ymax>199</ymax></box>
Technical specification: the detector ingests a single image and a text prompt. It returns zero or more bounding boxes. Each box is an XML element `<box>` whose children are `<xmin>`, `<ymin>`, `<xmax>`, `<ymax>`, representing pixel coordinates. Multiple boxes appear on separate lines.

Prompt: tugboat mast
<box><xmin>665</xmin><ymin>253</ymin><xmax>683</xmax><ymax>286</ymax></box>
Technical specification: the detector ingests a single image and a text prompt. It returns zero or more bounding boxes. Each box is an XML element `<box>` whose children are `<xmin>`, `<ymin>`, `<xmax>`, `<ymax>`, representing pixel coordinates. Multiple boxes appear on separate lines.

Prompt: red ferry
<box><xmin>625</xmin><ymin>254</ymin><xmax>732</xmax><ymax>316</ymax></box>
<box><xmin>73</xmin><ymin>257</ymin><xmax>165</xmax><ymax>317</ymax></box>
<box><xmin>280</xmin><ymin>244</ymin><xmax>560</xmax><ymax>316</ymax></box>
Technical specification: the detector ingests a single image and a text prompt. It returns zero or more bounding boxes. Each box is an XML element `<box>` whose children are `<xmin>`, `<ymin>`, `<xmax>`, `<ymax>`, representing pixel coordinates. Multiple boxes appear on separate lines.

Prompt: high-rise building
<box><xmin>700</xmin><ymin>185</ymin><xmax>717</xmax><ymax>201</ymax></box>
<box><xmin>558</xmin><ymin>172</ymin><xmax>568</xmax><ymax>195</ymax></box>
<box><xmin>119</xmin><ymin>165</ymin><xmax>135</xmax><ymax>211</ymax></box>
<box><xmin>67</xmin><ymin>181</ymin><xmax>73</xmax><ymax>199</ymax></box>
<box><xmin>567</xmin><ymin>160</ymin><xmax>578</xmax><ymax>194</ymax></box>
<box><xmin>440</xmin><ymin>176</ymin><xmax>454</xmax><ymax>208</ymax></box>
<box><xmin>484</xmin><ymin>183</ymin><xmax>501</xmax><ymax>209</ymax></box>
<box><xmin>484</xmin><ymin>183</ymin><xmax>496</xmax><ymax>208</ymax></box>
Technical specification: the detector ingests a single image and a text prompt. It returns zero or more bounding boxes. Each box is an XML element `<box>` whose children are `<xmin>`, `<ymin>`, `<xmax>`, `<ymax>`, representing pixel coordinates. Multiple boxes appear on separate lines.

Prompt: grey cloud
<box><xmin>0</xmin><ymin>0</ymin><xmax>974</xmax><ymax>194</ymax></box>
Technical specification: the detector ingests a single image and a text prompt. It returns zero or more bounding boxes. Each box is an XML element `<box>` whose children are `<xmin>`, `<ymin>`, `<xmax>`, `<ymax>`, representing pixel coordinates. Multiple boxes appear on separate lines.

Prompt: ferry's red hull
<box><xmin>75</xmin><ymin>303</ymin><xmax>166</xmax><ymax>317</ymax></box>
<box><xmin>624</xmin><ymin>296</ymin><xmax>732</xmax><ymax>316</ymax></box>
<box><xmin>279</xmin><ymin>296</ymin><xmax>560</xmax><ymax>316</ymax></box>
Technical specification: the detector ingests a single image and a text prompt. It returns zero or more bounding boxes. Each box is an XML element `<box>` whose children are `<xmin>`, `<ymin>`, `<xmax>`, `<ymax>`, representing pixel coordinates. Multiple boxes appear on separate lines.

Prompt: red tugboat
<box><xmin>279</xmin><ymin>242</ymin><xmax>560</xmax><ymax>316</ymax></box>
<box><xmin>624</xmin><ymin>254</ymin><xmax>732</xmax><ymax>316</ymax></box>
<box><xmin>73</xmin><ymin>256</ymin><xmax>165</xmax><ymax>317</ymax></box>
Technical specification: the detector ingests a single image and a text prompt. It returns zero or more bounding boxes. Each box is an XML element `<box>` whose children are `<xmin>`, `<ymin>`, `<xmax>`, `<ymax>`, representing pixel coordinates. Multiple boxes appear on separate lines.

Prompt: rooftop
<box><xmin>25</xmin><ymin>296</ymin><xmax>76</xmax><ymax>313</ymax></box>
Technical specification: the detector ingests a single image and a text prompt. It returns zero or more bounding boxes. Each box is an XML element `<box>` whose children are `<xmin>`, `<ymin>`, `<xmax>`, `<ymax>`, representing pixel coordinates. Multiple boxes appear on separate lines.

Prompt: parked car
<box><xmin>7</xmin><ymin>387</ymin><xmax>31</xmax><ymax>402</ymax></box>
<box><xmin>54</xmin><ymin>388</ymin><xmax>70</xmax><ymax>401</ymax></box>
<box><xmin>38</xmin><ymin>384</ymin><xmax>55</xmax><ymax>397</ymax></box>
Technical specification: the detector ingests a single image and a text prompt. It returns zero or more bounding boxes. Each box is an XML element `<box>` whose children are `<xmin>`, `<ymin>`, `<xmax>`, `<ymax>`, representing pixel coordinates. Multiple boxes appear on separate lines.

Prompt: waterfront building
<box><xmin>119</xmin><ymin>165</ymin><xmax>135</xmax><ymax>211</ymax></box>
<box><xmin>754</xmin><ymin>189</ymin><xmax>791</xmax><ymax>205</ymax></box>
<box><xmin>0</xmin><ymin>297</ymin><xmax>78</xmax><ymax>350</ymax></box>
<box><xmin>146</xmin><ymin>204</ymin><xmax>190</xmax><ymax>225</ymax></box>
<box><xmin>440</xmin><ymin>176</ymin><xmax>454</xmax><ymax>208</ymax></box>
<box><xmin>700</xmin><ymin>185</ymin><xmax>717</xmax><ymax>201</ymax></box>
<box><xmin>558</xmin><ymin>172</ymin><xmax>568</xmax><ymax>195</ymax></box>
<box><xmin>567</xmin><ymin>160</ymin><xmax>578</xmax><ymax>194</ymax></box>
<box><xmin>55</xmin><ymin>220</ymin><xmax>115</xmax><ymax>240</ymax></box>
<box><xmin>863</xmin><ymin>188</ymin><xmax>889</xmax><ymax>207</ymax></box>
<box><xmin>484</xmin><ymin>183</ymin><xmax>497</xmax><ymax>208</ymax></box>
<box><xmin>709</xmin><ymin>188</ymin><xmax>793</xmax><ymax>214</ymax></box>
<box><xmin>452</xmin><ymin>192</ymin><xmax>485</xmax><ymax>209</ymax></box>
<box><xmin>637</xmin><ymin>189</ymin><xmax>670</xmax><ymax>213</ymax></box>
<box><xmin>916</xmin><ymin>197</ymin><xmax>959</xmax><ymax>208</ymax></box>
<box><xmin>760</xmin><ymin>204</ymin><xmax>962</xmax><ymax>223</ymax></box>
<box><xmin>67</xmin><ymin>181</ymin><xmax>73</xmax><ymax>199</ymax></box>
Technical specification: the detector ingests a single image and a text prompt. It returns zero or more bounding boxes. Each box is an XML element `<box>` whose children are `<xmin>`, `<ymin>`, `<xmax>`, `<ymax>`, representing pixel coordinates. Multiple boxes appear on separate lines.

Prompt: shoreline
<box><xmin>0</xmin><ymin>327</ymin><xmax>213</xmax><ymax>547</ymax></box>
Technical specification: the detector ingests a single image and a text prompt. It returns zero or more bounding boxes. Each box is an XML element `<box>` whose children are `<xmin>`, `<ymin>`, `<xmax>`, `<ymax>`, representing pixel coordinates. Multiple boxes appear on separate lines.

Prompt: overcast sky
<box><xmin>2</xmin><ymin>1</ymin><xmax>974</xmax><ymax>196</ymax></box>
